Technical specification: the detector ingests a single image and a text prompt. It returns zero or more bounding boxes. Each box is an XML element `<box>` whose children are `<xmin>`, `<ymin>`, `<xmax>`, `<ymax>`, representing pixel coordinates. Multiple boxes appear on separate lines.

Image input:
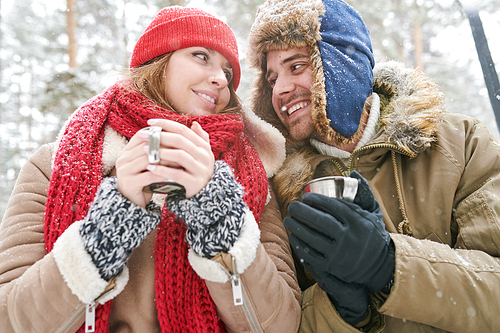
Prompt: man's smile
<box><xmin>281</xmin><ymin>101</ymin><xmax>311</xmax><ymax>115</ymax></box>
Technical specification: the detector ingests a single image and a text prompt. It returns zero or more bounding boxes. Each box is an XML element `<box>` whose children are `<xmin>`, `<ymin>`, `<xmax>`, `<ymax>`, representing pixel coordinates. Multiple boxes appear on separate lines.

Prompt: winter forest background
<box><xmin>1</xmin><ymin>0</ymin><xmax>499</xmax><ymax>219</ymax></box>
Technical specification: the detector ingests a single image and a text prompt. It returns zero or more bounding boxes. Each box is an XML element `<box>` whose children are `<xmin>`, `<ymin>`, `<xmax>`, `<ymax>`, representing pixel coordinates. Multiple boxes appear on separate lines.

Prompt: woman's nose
<box><xmin>211</xmin><ymin>70</ymin><xmax>229</xmax><ymax>88</ymax></box>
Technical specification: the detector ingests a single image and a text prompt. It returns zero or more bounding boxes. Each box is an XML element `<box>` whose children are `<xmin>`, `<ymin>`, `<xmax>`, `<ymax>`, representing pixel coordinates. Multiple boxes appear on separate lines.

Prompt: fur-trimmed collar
<box><xmin>273</xmin><ymin>61</ymin><xmax>447</xmax><ymax>211</ymax></box>
<box><xmin>374</xmin><ymin>61</ymin><xmax>446</xmax><ymax>155</ymax></box>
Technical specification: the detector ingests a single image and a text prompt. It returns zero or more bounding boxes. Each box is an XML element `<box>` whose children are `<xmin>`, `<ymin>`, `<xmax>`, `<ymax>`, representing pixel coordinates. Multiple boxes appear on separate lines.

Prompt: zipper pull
<box><xmin>85</xmin><ymin>303</ymin><xmax>96</xmax><ymax>332</ymax></box>
<box><xmin>231</xmin><ymin>256</ymin><xmax>243</xmax><ymax>306</ymax></box>
<box><xmin>231</xmin><ymin>274</ymin><xmax>243</xmax><ymax>306</ymax></box>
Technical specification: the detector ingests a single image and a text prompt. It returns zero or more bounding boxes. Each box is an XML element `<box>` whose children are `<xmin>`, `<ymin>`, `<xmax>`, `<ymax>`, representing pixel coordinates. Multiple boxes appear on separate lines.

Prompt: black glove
<box><xmin>303</xmin><ymin>259</ymin><xmax>370</xmax><ymax>325</ymax></box>
<box><xmin>350</xmin><ymin>170</ymin><xmax>378</xmax><ymax>212</ymax></box>
<box><xmin>284</xmin><ymin>172</ymin><xmax>395</xmax><ymax>293</ymax></box>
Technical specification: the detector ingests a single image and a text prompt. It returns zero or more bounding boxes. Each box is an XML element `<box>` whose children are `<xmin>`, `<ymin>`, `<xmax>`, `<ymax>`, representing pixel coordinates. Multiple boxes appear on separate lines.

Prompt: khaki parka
<box><xmin>271</xmin><ymin>62</ymin><xmax>500</xmax><ymax>332</ymax></box>
<box><xmin>246</xmin><ymin>1</ymin><xmax>499</xmax><ymax>331</ymax></box>
<box><xmin>0</xmin><ymin>114</ymin><xmax>301</xmax><ymax>332</ymax></box>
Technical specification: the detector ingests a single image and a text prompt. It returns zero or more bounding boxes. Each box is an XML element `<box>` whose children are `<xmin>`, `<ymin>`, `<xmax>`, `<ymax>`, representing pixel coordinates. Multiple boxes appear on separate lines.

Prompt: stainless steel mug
<box><xmin>304</xmin><ymin>176</ymin><xmax>358</xmax><ymax>202</ymax></box>
<box><xmin>141</xmin><ymin>126</ymin><xmax>186</xmax><ymax>199</ymax></box>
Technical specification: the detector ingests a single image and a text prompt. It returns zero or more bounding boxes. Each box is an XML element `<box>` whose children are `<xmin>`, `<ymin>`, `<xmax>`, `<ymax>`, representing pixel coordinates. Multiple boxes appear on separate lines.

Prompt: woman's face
<box><xmin>163</xmin><ymin>47</ymin><xmax>233</xmax><ymax>116</ymax></box>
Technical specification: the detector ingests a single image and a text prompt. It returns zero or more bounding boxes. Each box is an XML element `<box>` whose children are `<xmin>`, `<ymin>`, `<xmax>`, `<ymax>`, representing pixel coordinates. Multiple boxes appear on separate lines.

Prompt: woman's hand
<box><xmin>116</xmin><ymin>119</ymin><xmax>214</xmax><ymax>206</ymax></box>
<box><xmin>147</xmin><ymin>119</ymin><xmax>214</xmax><ymax>198</ymax></box>
<box><xmin>115</xmin><ymin>127</ymin><xmax>163</xmax><ymax>207</ymax></box>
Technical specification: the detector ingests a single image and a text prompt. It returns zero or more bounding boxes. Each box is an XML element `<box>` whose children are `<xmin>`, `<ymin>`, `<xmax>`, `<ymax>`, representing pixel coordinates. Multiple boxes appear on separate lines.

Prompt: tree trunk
<box><xmin>414</xmin><ymin>20</ymin><xmax>424</xmax><ymax>70</ymax></box>
<box><xmin>170</xmin><ymin>0</ymin><xmax>186</xmax><ymax>5</ymax></box>
<box><xmin>67</xmin><ymin>0</ymin><xmax>77</xmax><ymax>68</ymax></box>
<box><xmin>0</xmin><ymin>0</ymin><xmax>3</xmax><ymax>90</ymax></box>
<box><xmin>413</xmin><ymin>2</ymin><xmax>424</xmax><ymax>71</ymax></box>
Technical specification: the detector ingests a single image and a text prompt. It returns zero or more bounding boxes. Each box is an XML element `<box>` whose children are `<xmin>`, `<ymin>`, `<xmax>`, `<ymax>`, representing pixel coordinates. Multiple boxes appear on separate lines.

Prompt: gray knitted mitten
<box><xmin>166</xmin><ymin>161</ymin><xmax>246</xmax><ymax>258</ymax></box>
<box><xmin>80</xmin><ymin>177</ymin><xmax>161</xmax><ymax>281</ymax></box>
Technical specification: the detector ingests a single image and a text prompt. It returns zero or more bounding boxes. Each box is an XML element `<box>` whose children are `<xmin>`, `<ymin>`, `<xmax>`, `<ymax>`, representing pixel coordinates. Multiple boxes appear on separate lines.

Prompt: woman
<box><xmin>0</xmin><ymin>6</ymin><xmax>301</xmax><ymax>333</ymax></box>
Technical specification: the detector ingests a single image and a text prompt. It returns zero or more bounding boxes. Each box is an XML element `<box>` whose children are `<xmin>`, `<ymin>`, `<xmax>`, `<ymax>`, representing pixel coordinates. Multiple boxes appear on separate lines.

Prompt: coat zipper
<box><xmin>330</xmin><ymin>143</ymin><xmax>415</xmax><ymax>176</ymax></box>
<box><xmin>330</xmin><ymin>143</ymin><xmax>415</xmax><ymax>236</ymax></box>
<box><xmin>85</xmin><ymin>302</ymin><xmax>96</xmax><ymax>332</ymax></box>
<box><xmin>59</xmin><ymin>263</ymin><xmax>262</xmax><ymax>333</ymax></box>
<box><xmin>57</xmin><ymin>305</ymin><xmax>86</xmax><ymax>333</ymax></box>
<box><xmin>221</xmin><ymin>256</ymin><xmax>263</xmax><ymax>333</ymax></box>
<box><xmin>84</xmin><ymin>280</ymin><xmax>118</xmax><ymax>333</ymax></box>
<box><xmin>57</xmin><ymin>278</ymin><xmax>117</xmax><ymax>333</ymax></box>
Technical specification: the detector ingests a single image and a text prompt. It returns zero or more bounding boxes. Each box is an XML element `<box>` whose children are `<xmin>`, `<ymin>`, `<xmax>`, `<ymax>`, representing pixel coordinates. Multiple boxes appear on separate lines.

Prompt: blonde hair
<box><xmin>125</xmin><ymin>52</ymin><xmax>242</xmax><ymax>115</ymax></box>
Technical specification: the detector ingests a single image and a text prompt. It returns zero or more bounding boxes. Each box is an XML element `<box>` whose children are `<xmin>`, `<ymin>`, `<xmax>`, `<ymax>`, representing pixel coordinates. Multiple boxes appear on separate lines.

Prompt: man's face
<box><xmin>266</xmin><ymin>47</ymin><xmax>315</xmax><ymax>140</ymax></box>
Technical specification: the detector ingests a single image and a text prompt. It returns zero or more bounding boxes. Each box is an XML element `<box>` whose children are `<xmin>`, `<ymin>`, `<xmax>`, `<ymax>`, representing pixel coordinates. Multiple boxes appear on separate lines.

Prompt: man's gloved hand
<box><xmin>350</xmin><ymin>170</ymin><xmax>378</xmax><ymax>212</ymax></box>
<box><xmin>284</xmin><ymin>171</ymin><xmax>395</xmax><ymax>293</ymax></box>
<box><xmin>304</xmin><ymin>259</ymin><xmax>370</xmax><ymax>325</ymax></box>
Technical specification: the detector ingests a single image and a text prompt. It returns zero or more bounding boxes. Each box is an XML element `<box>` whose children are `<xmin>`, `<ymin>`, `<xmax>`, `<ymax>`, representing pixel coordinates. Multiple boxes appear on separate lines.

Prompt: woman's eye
<box><xmin>224</xmin><ymin>70</ymin><xmax>233</xmax><ymax>82</ymax></box>
<box><xmin>194</xmin><ymin>52</ymin><xmax>208</xmax><ymax>61</ymax></box>
<box><xmin>292</xmin><ymin>64</ymin><xmax>303</xmax><ymax>71</ymax></box>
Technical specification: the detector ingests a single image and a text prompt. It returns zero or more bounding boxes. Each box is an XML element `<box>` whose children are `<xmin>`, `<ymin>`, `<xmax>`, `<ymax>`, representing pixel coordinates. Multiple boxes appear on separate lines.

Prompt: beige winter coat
<box><xmin>0</xmin><ymin>118</ymin><xmax>301</xmax><ymax>332</ymax></box>
<box><xmin>272</xmin><ymin>62</ymin><xmax>500</xmax><ymax>332</ymax></box>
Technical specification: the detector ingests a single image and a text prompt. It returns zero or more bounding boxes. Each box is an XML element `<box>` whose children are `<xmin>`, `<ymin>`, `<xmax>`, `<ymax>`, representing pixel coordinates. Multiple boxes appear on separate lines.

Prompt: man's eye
<box><xmin>292</xmin><ymin>64</ymin><xmax>303</xmax><ymax>71</ymax></box>
<box><xmin>267</xmin><ymin>78</ymin><xmax>276</xmax><ymax>88</ymax></box>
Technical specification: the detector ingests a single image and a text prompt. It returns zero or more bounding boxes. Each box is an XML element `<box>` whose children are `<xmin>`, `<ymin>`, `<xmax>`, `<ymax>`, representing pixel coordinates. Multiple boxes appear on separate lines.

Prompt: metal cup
<box><xmin>304</xmin><ymin>176</ymin><xmax>359</xmax><ymax>202</ymax></box>
<box><xmin>146</xmin><ymin>126</ymin><xmax>162</xmax><ymax>164</ymax></box>
<box><xmin>140</xmin><ymin>126</ymin><xmax>186</xmax><ymax>198</ymax></box>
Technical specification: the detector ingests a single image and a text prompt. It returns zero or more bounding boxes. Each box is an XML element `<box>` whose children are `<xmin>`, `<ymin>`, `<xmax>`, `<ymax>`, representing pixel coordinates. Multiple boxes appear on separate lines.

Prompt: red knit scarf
<box><xmin>43</xmin><ymin>83</ymin><xmax>268</xmax><ymax>333</ymax></box>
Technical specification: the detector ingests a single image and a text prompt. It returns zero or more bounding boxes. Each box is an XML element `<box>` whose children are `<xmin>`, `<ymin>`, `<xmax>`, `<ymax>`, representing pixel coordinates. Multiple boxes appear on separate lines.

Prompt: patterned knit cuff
<box><xmin>166</xmin><ymin>161</ymin><xmax>246</xmax><ymax>258</ymax></box>
<box><xmin>52</xmin><ymin>219</ymin><xmax>130</xmax><ymax>304</ymax></box>
<box><xmin>80</xmin><ymin>177</ymin><xmax>161</xmax><ymax>281</ymax></box>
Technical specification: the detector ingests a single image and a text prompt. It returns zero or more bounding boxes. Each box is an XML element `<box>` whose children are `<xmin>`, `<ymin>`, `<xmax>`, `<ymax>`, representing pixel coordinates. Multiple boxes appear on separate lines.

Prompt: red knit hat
<box><xmin>130</xmin><ymin>6</ymin><xmax>241</xmax><ymax>90</ymax></box>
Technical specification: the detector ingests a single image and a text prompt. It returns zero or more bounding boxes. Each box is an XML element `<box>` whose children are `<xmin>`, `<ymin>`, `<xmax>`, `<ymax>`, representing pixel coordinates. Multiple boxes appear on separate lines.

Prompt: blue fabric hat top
<box><xmin>318</xmin><ymin>0</ymin><xmax>375</xmax><ymax>138</ymax></box>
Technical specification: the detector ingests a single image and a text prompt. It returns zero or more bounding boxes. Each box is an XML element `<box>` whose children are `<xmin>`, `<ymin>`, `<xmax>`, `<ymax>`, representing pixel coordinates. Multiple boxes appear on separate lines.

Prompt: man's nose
<box><xmin>273</xmin><ymin>76</ymin><xmax>295</xmax><ymax>96</ymax></box>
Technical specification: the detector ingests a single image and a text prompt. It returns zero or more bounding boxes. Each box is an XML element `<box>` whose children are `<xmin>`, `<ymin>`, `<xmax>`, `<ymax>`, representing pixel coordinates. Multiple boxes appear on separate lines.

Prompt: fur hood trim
<box><xmin>247</xmin><ymin>0</ymin><xmax>331</xmax><ymax>143</ymax></box>
<box><xmin>374</xmin><ymin>61</ymin><xmax>446</xmax><ymax>155</ymax></box>
<box><xmin>247</xmin><ymin>0</ymin><xmax>324</xmax><ymax>70</ymax></box>
<box><xmin>273</xmin><ymin>61</ymin><xmax>447</xmax><ymax>211</ymax></box>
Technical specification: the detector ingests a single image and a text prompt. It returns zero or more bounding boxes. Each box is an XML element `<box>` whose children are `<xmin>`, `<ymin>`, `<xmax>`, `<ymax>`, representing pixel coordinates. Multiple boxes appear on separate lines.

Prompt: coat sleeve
<box><xmin>0</xmin><ymin>143</ymin><xmax>88</xmax><ymax>333</ymax></box>
<box><xmin>202</xmin><ymin>182</ymin><xmax>302</xmax><ymax>333</ymax></box>
<box><xmin>377</xmin><ymin>116</ymin><xmax>500</xmax><ymax>333</ymax></box>
<box><xmin>300</xmin><ymin>284</ymin><xmax>386</xmax><ymax>333</ymax></box>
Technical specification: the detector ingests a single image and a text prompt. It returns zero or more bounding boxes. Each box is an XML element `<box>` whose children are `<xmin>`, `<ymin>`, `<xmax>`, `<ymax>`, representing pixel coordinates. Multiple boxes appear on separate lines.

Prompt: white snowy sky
<box><xmin>3</xmin><ymin>0</ymin><xmax>498</xmax><ymax>79</ymax></box>
<box><xmin>1</xmin><ymin>0</ymin><xmax>500</xmax><ymax>66</ymax></box>
<box><xmin>1</xmin><ymin>0</ymin><xmax>498</xmax><ymax>105</ymax></box>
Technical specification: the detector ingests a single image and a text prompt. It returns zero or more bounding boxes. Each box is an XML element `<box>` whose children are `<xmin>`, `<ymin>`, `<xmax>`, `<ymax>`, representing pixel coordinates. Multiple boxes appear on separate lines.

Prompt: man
<box><xmin>247</xmin><ymin>0</ymin><xmax>500</xmax><ymax>332</ymax></box>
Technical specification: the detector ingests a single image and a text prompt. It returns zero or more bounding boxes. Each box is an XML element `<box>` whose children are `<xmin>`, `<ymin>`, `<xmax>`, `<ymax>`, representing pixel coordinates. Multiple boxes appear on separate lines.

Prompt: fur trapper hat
<box><xmin>247</xmin><ymin>0</ymin><xmax>374</xmax><ymax>144</ymax></box>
